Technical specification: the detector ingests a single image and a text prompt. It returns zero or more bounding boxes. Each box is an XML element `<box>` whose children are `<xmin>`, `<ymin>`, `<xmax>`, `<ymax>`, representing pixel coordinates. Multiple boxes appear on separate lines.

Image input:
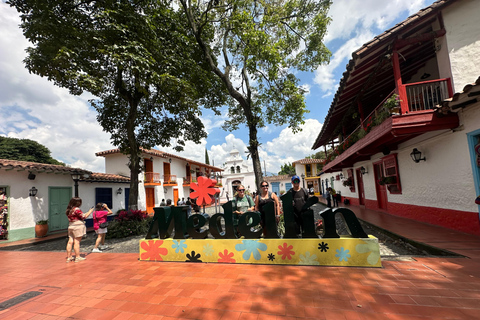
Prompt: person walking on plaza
<box><xmin>255</xmin><ymin>181</ymin><xmax>280</xmax><ymax>237</ymax></box>
<box><xmin>160</xmin><ymin>199</ymin><xmax>166</xmax><ymax>206</ymax></box>
<box><xmin>92</xmin><ymin>203</ymin><xmax>113</xmax><ymax>253</ymax></box>
<box><xmin>328</xmin><ymin>187</ymin><xmax>338</xmax><ymax>207</ymax></box>
<box><xmin>65</xmin><ymin>197</ymin><xmax>94</xmax><ymax>262</ymax></box>
<box><xmin>288</xmin><ymin>175</ymin><xmax>309</xmax><ymax>237</ymax></box>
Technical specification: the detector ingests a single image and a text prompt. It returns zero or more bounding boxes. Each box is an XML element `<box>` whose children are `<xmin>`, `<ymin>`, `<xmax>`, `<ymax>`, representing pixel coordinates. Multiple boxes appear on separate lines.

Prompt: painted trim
<box><xmin>5</xmin><ymin>227</ymin><xmax>35</xmax><ymax>242</ymax></box>
<box><xmin>467</xmin><ymin>128</ymin><xmax>480</xmax><ymax>219</ymax></box>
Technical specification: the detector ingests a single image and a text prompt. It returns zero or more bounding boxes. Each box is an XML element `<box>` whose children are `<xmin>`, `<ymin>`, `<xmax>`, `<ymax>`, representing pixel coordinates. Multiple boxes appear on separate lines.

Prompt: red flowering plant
<box><xmin>106</xmin><ymin>209</ymin><xmax>152</xmax><ymax>239</ymax></box>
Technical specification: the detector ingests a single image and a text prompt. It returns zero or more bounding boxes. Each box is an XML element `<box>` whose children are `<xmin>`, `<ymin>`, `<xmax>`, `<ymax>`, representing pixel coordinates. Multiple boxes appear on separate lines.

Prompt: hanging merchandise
<box><xmin>0</xmin><ymin>187</ymin><xmax>8</xmax><ymax>240</ymax></box>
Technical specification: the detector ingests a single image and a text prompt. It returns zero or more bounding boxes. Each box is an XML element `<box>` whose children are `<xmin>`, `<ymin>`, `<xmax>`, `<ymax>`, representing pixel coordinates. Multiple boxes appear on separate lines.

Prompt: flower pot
<box><xmin>35</xmin><ymin>223</ymin><xmax>48</xmax><ymax>237</ymax></box>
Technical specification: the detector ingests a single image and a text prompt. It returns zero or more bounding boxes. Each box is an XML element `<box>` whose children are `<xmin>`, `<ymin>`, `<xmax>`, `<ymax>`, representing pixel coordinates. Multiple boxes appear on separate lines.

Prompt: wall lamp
<box><xmin>339</xmin><ymin>173</ymin><xmax>344</xmax><ymax>179</ymax></box>
<box><xmin>360</xmin><ymin>166</ymin><xmax>368</xmax><ymax>175</ymax></box>
<box><xmin>29</xmin><ymin>187</ymin><xmax>38</xmax><ymax>197</ymax></box>
<box><xmin>410</xmin><ymin>148</ymin><xmax>426</xmax><ymax>163</ymax></box>
<box><xmin>116</xmin><ymin>188</ymin><xmax>122</xmax><ymax>195</ymax></box>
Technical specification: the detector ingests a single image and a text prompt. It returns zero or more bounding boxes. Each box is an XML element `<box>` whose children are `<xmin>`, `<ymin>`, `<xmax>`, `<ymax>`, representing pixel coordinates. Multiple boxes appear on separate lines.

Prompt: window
<box><xmin>347</xmin><ymin>169</ymin><xmax>355</xmax><ymax>192</ymax></box>
<box><xmin>236</xmin><ymin>166</ymin><xmax>241</xmax><ymax>173</ymax></box>
<box><xmin>381</xmin><ymin>154</ymin><xmax>402</xmax><ymax>194</ymax></box>
<box><xmin>95</xmin><ymin>188</ymin><xmax>112</xmax><ymax>208</ymax></box>
<box><xmin>230</xmin><ymin>166</ymin><xmax>235</xmax><ymax>173</ymax></box>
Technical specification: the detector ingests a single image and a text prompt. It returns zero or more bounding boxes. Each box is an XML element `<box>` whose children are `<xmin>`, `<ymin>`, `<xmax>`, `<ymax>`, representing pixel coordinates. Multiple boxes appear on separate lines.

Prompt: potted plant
<box><xmin>35</xmin><ymin>219</ymin><xmax>49</xmax><ymax>237</ymax></box>
<box><xmin>342</xmin><ymin>177</ymin><xmax>353</xmax><ymax>187</ymax></box>
<box><xmin>379</xmin><ymin>176</ymin><xmax>396</xmax><ymax>185</ymax></box>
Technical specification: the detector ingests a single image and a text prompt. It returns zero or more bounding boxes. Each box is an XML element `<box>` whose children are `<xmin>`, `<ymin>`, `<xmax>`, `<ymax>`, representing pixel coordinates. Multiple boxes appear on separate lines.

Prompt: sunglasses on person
<box><xmin>293</xmin><ymin>180</ymin><xmax>300</xmax><ymax>184</ymax></box>
<box><xmin>261</xmin><ymin>184</ymin><xmax>268</xmax><ymax>188</ymax></box>
<box><xmin>237</xmin><ymin>189</ymin><xmax>245</xmax><ymax>191</ymax></box>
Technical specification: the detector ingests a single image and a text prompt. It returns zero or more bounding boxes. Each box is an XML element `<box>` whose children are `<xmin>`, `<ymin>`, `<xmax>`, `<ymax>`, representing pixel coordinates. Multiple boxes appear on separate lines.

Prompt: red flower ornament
<box><xmin>277</xmin><ymin>242</ymin><xmax>295</xmax><ymax>260</ymax></box>
<box><xmin>218</xmin><ymin>249</ymin><xmax>236</xmax><ymax>263</ymax></box>
<box><xmin>189</xmin><ymin>176</ymin><xmax>220</xmax><ymax>206</ymax></box>
<box><xmin>140</xmin><ymin>240</ymin><xmax>168</xmax><ymax>261</ymax></box>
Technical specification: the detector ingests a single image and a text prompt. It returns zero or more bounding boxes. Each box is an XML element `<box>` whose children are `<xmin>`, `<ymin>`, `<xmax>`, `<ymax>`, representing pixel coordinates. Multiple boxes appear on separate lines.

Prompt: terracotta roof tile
<box><xmin>81</xmin><ymin>172</ymin><xmax>130</xmax><ymax>183</ymax></box>
<box><xmin>437</xmin><ymin>76</ymin><xmax>480</xmax><ymax>113</ymax></box>
<box><xmin>0</xmin><ymin>159</ymin><xmax>90</xmax><ymax>175</ymax></box>
<box><xmin>96</xmin><ymin>148</ymin><xmax>223</xmax><ymax>171</ymax></box>
<box><xmin>292</xmin><ymin>158</ymin><xmax>325</xmax><ymax>165</ymax></box>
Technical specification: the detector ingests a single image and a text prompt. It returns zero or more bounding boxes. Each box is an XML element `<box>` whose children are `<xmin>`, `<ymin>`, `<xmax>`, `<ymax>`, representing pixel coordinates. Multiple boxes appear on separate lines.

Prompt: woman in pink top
<box><xmin>92</xmin><ymin>203</ymin><xmax>113</xmax><ymax>253</ymax></box>
<box><xmin>65</xmin><ymin>197</ymin><xmax>94</xmax><ymax>262</ymax></box>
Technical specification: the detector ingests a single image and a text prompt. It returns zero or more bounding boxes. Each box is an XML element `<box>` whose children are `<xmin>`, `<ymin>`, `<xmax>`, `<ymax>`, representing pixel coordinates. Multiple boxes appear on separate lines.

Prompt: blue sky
<box><xmin>0</xmin><ymin>0</ymin><xmax>436</xmax><ymax>174</ymax></box>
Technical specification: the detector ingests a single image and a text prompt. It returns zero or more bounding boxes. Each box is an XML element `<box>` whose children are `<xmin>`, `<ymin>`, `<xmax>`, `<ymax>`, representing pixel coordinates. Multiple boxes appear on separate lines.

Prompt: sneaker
<box><xmin>75</xmin><ymin>256</ymin><xmax>86</xmax><ymax>262</ymax></box>
<box><xmin>92</xmin><ymin>248</ymin><xmax>102</xmax><ymax>253</ymax></box>
<box><xmin>99</xmin><ymin>245</ymin><xmax>108</xmax><ymax>250</ymax></box>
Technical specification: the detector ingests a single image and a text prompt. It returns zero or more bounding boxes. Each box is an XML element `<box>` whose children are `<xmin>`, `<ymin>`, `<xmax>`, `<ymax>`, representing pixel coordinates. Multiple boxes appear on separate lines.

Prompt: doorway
<box><xmin>173</xmin><ymin>188</ymin><xmax>179</xmax><ymax>206</ymax></box>
<box><xmin>374</xmin><ymin>162</ymin><xmax>388</xmax><ymax>210</ymax></box>
<box><xmin>145</xmin><ymin>188</ymin><xmax>155</xmax><ymax>214</ymax></box>
<box><xmin>356</xmin><ymin>168</ymin><xmax>365</xmax><ymax>206</ymax></box>
<box><xmin>49</xmin><ymin>187</ymin><xmax>72</xmax><ymax>231</ymax></box>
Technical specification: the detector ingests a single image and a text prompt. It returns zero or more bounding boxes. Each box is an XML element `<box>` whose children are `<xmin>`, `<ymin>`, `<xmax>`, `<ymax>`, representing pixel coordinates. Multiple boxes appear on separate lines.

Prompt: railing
<box><xmin>144</xmin><ymin>172</ymin><xmax>161</xmax><ymax>183</ymax></box>
<box><xmin>404</xmin><ymin>78</ymin><xmax>452</xmax><ymax>112</ymax></box>
<box><xmin>183</xmin><ymin>176</ymin><xmax>197</xmax><ymax>185</ymax></box>
<box><xmin>163</xmin><ymin>174</ymin><xmax>177</xmax><ymax>184</ymax></box>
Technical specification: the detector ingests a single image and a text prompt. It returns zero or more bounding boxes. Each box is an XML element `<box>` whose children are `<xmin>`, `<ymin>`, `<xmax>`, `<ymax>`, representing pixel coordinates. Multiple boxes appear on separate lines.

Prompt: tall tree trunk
<box><xmin>247</xmin><ymin>122</ymin><xmax>263</xmax><ymax>193</ymax></box>
<box><xmin>126</xmin><ymin>100</ymin><xmax>140</xmax><ymax>210</ymax></box>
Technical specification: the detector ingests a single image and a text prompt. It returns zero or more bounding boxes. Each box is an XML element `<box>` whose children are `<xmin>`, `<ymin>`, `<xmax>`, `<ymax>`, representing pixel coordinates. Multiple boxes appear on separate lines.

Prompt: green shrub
<box><xmin>106</xmin><ymin>210</ymin><xmax>152</xmax><ymax>239</ymax></box>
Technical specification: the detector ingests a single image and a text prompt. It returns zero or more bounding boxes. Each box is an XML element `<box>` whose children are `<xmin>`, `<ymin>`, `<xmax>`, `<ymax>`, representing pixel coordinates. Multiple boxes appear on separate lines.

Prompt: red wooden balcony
<box><xmin>183</xmin><ymin>176</ymin><xmax>197</xmax><ymax>186</ymax></box>
<box><xmin>323</xmin><ymin>78</ymin><xmax>458</xmax><ymax>172</ymax></box>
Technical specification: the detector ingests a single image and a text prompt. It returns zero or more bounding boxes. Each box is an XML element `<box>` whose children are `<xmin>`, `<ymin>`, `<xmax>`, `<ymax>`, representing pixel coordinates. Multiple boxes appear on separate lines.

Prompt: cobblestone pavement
<box><xmin>11</xmin><ymin>204</ymin><xmax>432</xmax><ymax>260</ymax></box>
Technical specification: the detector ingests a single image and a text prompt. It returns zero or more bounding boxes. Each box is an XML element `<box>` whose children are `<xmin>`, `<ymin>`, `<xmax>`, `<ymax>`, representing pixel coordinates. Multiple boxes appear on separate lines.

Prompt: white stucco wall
<box><xmin>443</xmin><ymin>0</ymin><xmax>480</xmax><ymax>91</ymax></box>
<box><xmin>104</xmin><ymin>153</ymin><xmax>130</xmax><ymax>176</ymax></box>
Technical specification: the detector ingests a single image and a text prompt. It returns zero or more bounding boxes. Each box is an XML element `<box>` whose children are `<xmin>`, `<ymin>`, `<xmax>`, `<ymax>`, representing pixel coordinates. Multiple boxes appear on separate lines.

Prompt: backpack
<box><xmin>235</xmin><ymin>195</ymin><xmax>254</xmax><ymax>211</ymax></box>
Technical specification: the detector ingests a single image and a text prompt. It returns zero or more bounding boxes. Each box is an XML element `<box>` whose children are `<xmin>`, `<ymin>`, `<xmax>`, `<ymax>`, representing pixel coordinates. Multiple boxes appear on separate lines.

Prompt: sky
<box><xmin>0</xmin><ymin>0</ymin><xmax>436</xmax><ymax>175</ymax></box>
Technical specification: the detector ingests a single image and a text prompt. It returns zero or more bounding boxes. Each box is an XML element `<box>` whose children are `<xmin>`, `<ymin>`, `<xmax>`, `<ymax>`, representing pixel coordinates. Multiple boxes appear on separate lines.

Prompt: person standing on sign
<box><xmin>233</xmin><ymin>185</ymin><xmax>255</xmax><ymax>235</ymax></box>
<box><xmin>255</xmin><ymin>181</ymin><xmax>280</xmax><ymax>237</ymax></box>
<box><xmin>288</xmin><ymin>175</ymin><xmax>309</xmax><ymax>237</ymax></box>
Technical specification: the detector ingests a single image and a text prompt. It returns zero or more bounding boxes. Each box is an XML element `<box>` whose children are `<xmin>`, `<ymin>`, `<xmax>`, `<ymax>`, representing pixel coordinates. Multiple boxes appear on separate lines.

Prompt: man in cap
<box><xmin>288</xmin><ymin>175</ymin><xmax>309</xmax><ymax>237</ymax></box>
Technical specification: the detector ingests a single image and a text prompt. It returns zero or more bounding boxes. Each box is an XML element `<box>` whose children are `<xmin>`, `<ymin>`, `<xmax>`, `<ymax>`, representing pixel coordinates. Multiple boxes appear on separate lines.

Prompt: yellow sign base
<box><xmin>139</xmin><ymin>236</ymin><xmax>382</xmax><ymax>267</ymax></box>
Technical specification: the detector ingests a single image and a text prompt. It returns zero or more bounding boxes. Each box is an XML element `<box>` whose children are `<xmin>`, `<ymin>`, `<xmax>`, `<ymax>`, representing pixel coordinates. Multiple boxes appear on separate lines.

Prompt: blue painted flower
<box><xmin>172</xmin><ymin>240</ymin><xmax>187</xmax><ymax>253</ymax></box>
<box><xmin>203</xmin><ymin>243</ymin><xmax>214</xmax><ymax>256</ymax></box>
<box><xmin>298</xmin><ymin>252</ymin><xmax>320</xmax><ymax>265</ymax></box>
<box><xmin>235</xmin><ymin>240</ymin><xmax>267</xmax><ymax>261</ymax></box>
<box><xmin>335</xmin><ymin>247</ymin><xmax>351</xmax><ymax>262</ymax></box>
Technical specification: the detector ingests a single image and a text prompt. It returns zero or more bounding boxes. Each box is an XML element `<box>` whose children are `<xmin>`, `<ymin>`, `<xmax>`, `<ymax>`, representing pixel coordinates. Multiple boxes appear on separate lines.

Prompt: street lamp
<box><xmin>410</xmin><ymin>148</ymin><xmax>426</xmax><ymax>163</ymax></box>
<box><xmin>301</xmin><ymin>173</ymin><xmax>305</xmax><ymax>188</ymax></box>
<box><xmin>71</xmin><ymin>174</ymin><xmax>81</xmax><ymax>197</ymax></box>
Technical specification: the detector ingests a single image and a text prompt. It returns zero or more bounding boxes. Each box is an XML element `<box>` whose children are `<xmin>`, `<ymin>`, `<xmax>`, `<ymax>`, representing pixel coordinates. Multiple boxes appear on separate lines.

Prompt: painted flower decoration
<box><xmin>268</xmin><ymin>253</ymin><xmax>275</xmax><ymax>261</ymax></box>
<box><xmin>277</xmin><ymin>242</ymin><xmax>295</xmax><ymax>260</ymax></box>
<box><xmin>335</xmin><ymin>247</ymin><xmax>351</xmax><ymax>262</ymax></box>
<box><xmin>189</xmin><ymin>176</ymin><xmax>220</xmax><ymax>206</ymax></box>
<box><xmin>218</xmin><ymin>249</ymin><xmax>236</xmax><ymax>263</ymax></box>
<box><xmin>318</xmin><ymin>242</ymin><xmax>329</xmax><ymax>252</ymax></box>
<box><xmin>235</xmin><ymin>240</ymin><xmax>267</xmax><ymax>261</ymax></box>
<box><xmin>186</xmin><ymin>251</ymin><xmax>202</xmax><ymax>262</ymax></box>
<box><xmin>172</xmin><ymin>240</ymin><xmax>187</xmax><ymax>253</ymax></box>
<box><xmin>140</xmin><ymin>240</ymin><xmax>168</xmax><ymax>261</ymax></box>
<box><xmin>298</xmin><ymin>252</ymin><xmax>319</xmax><ymax>265</ymax></box>
<box><xmin>203</xmin><ymin>243</ymin><xmax>214</xmax><ymax>256</ymax></box>
<box><xmin>356</xmin><ymin>240</ymin><xmax>380</xmax><ymax>265</ymax></box>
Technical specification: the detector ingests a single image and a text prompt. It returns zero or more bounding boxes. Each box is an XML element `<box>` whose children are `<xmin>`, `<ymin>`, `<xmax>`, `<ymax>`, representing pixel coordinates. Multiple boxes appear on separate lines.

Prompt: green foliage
<box><xmin>106</xmin><ymin>210</ymin><xmax>152</xmax><ymax>239</ymax></box>
<box><xmin>9</xmin><ymin>0</ymin><xmax>228</xmax><ymax>208</ymax></box>
<box><xmin>179</xmin><ymin>0</ymin><xmax>332</xmax><ymax>188</ymax></box>
<box><xmin>278</xmin><ymin>162</ymin><xmax>296</xmax><ymax>175</ymax></box>
<box><xmin>0</xmin><ymin>137</ymin><xmax>64</xmax><ymax>165</ymax></box>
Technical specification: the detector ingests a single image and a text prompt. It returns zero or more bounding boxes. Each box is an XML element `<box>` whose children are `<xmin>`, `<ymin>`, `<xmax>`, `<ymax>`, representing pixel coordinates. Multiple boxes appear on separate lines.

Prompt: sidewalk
<box><xmin>1</xmin><ymin>205</ymin><xmax>480</xmax><ymax>319</ymax></box>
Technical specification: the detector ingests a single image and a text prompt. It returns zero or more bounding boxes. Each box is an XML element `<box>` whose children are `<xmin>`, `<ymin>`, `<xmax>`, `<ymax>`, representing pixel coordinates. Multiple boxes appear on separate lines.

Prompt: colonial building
<box><xmin>312</xmin><ymin>0</ymin><xmax>480</xmax><ymax>235</ymax></box>
<box><xmin>219</xmin><ymin>148</ymin><xmax>256</xmax><ymax>202</ymax></box>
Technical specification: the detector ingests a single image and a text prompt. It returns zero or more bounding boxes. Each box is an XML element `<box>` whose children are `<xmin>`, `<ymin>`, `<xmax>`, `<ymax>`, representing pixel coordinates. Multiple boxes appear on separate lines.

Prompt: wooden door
<box><xmin>49</xmin><ymin>187</ymin><xmax>71</xmax><ymax>231</ymax></box>
<box><xmin>374</xmin><ymin>162</ymin><xmax>388</xmax><ymax>210</ymax></box>
<box><xmin>146</xmin><ymin>188</ymin><xmax>155</xmax><ymax>214</ymax></box>
<box><xmin>356</xmin><ymin>168</ymin><xmax>365</xmax><ymax>206</ymax></box>
<box><xmin>173</xmin><ymin>189</ymin><xmax>179</xmax><ymax>206</ymax></box>
<box><xmin>163</xmin><ymin>162</ymin><xmax>171</xmax><ymax>183</ymax></box>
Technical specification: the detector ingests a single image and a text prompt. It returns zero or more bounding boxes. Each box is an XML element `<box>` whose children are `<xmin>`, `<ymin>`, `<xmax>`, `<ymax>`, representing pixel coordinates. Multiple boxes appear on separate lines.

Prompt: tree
<box><xmin>10</xmin><ymin>0</ymin><xmax>227</xmax><ymax>209</ymax></box>
<box><xmin>179</xmin><ymin>0</ymin><xmax>331</xmax><ymax>190</ymax></box>
<box><xmin>0</xmin><ymin>137</ymin><xmax>64</xmax><ymax>165</ymax></box>
<box><xmin>205</xmin><ymin>148</ymin><xmax>210</xmax><ymax>165</ymax></box>
<box><xmin>278</xmin><ymin>162</ymin><xmax>296</xmax><ymax>175</ymax></box>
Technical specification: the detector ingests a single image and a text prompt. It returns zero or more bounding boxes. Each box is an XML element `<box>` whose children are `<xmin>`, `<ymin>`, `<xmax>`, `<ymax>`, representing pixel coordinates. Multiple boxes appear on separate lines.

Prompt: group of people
<box><xmin>232</xmin><ymin>174</ymin><xmax>310</xmax><ymax>237</ymax></box>
<box><xmin>65</xmin><ymin>197</ymin><xmax>113</xmax><ymax>262</ymax></box>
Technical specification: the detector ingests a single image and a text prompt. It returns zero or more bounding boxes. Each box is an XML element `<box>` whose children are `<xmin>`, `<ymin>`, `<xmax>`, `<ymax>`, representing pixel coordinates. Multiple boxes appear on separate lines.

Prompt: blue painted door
<box><xmin>271</xmin><ymin>182</ymin><xmax>280</xmax><ymax>195</ymax></box>
<box><xmin>285</xmin><ymin>182</ymin><xmax>292</xmax><ymax>192</ymax></box>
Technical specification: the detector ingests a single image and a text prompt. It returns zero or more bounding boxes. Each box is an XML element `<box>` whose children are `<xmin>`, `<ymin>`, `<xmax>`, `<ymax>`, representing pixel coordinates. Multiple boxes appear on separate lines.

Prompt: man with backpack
<box><xmin>288</xmin><ymin>175</ymin><xmax>309</xmax><ymax>237</ymax></box>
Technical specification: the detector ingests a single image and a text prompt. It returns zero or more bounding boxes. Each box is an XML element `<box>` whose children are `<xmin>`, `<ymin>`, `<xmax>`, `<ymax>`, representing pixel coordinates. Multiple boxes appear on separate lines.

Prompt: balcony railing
<box><xmin>183</xmin><ymin>176</ymin><xmax>197</xmax><ymax>185</ymax></box>
<box><xmin>404</xmin><ymin>78</ymin><xmax>452</xmax><ymax>112</ymax></box>
<box><xmin>163</xmin><ymin>174</ymin><xmax>177</xmax><ymax>185</ymax></box>
<box><xmin>144</xmin><ymin>172</ymin><xmax>161</xmax><ymax>184</ymax></box>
